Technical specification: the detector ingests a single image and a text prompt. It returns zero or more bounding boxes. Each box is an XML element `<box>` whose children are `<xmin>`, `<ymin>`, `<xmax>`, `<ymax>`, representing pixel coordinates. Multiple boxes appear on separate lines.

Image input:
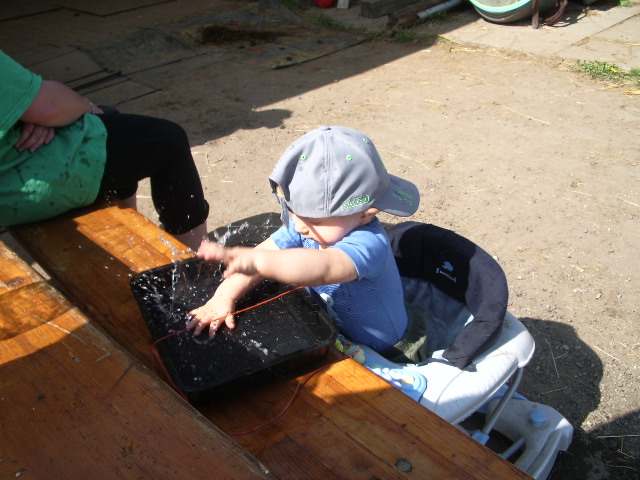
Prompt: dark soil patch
<box><xmin>196</xmin><ymin>25</ymin><xmax>285</xmax><ymax>46</ymax></box>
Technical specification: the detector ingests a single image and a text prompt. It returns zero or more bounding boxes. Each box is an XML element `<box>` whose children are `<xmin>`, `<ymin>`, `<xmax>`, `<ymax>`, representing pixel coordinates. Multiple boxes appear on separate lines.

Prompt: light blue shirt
<box><xmin>271</xmin><ymin>217</ymin><xmax>408</xmax><ymax>351</ymax></box>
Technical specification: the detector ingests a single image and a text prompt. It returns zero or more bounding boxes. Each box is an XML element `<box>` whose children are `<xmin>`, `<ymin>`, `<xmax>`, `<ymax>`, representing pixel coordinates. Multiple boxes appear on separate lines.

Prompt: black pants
<box><xmin>98</xmin><ymin>112</ymin><xmax>209</xmax><ymax>235</ymax></box>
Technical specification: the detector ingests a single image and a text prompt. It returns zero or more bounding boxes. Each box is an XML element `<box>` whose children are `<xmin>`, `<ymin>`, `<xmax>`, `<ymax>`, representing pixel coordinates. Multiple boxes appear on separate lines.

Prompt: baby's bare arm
<box><xmin>187</xmin><ymin>238</ymin><xmax>276</xmax><ymax>336</ymax></box>
<box><xmin>250</xmin><ymin>247</ymin><xmax>357</xmax><ymax>286</ymax></box>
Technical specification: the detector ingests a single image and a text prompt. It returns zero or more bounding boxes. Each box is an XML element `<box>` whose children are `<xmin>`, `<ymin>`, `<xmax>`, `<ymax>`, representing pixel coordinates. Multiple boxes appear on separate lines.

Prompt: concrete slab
<box><xmin>575</xmin><ymin>13</ymin><xmax>640</xmax><ymax>68</ymax></box>
<box><xmin>597</xmin><ymin>9</ymin><xmax>640</xmax><ymax>42</ymax></box>
<box><xmin>560</xmin><ymin>34</ymin><xmax>640</xmax><ymax>68</ymax></box>
<box><xmin>413</xmin><ymin>3</ymin><xmax>640</xmax><ymax>70</ymax></box>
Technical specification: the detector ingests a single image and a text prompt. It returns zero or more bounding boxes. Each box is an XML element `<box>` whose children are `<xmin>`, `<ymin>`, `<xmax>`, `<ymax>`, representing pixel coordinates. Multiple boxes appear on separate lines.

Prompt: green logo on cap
<box><xmin>341</xmin><ymin>195</ymin><xmax>371</xmax><ymax>211</ymax></box>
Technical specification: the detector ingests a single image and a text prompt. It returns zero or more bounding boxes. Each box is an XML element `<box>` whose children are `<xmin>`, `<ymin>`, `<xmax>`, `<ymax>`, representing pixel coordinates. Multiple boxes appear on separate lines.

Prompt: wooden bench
<box><xmin>8</xmin><ymin>200</ymin><xmax>532</xmax><ymax>479</ymax></box>
<box><xmin>0</xmin><ymin>238</ymin><xmax>271</xmax><ymax>479</ymax></box>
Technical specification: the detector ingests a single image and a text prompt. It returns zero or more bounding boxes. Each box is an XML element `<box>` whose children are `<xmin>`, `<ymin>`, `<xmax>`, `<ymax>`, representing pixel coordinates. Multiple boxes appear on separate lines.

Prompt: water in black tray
<box><xmin>130</xmin><ymin>255</ymin><xmax>338</xmax><ymax>398</ymax></box>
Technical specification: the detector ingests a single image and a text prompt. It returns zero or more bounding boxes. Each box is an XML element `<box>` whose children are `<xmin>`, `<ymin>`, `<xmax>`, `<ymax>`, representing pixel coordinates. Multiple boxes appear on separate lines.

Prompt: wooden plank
<box><xmin>27</xmin><ymin>49</ymin><xmax>106</xmax><ymax>83</ymax></box>
<box><xmin>0</xmin><ymin>240</ymin><xmax>272</xmax><ymax>480</ymax></box>
<box><xmin>201</xmin><ymin>360</ymin><xmax>413</xmax><ymax>479</ymax></box>
<box><xmin>66</xmin><ymin>70</ymin><xmax>124</xmax><ymax>92</ymax></box>
<box><xmin>8</xmin><ymin>201</ymin><xmax>532</xmax><ymax>480</ymax></box>
<box><xmin>7</xmin><ymin>45</ymin><xmax>77</xmax><ymax>69</ymax></box>
<box><xmin>203</xmin><ymin>352</ymin><xmax>529</xmax><ymax>480</ymax></box>
<box><xmin>0</xmin><ymin>0</ymin><xmax>57</xmax><ymax>22</ymax></box>
<box><xmin>81</xmin><ymin>78</ymin><xmax>160</xmax><ymax>107</ymax></box>
<box><xmin>305</xmin><ymin>359</ymin><xmax>530</xmax><ymax>478</ymax></box>
<box><xmin>51</xmin><ymin>0</ymin><xmax>170</xmax><ymax>16</ymax></box>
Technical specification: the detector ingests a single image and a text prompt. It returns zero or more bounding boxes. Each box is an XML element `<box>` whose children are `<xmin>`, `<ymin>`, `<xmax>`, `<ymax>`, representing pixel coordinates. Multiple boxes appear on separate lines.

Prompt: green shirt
<box><xmin>0</xmin><ymin>50</ymin><xmax>107</xmax><ymax>227</ymax></box>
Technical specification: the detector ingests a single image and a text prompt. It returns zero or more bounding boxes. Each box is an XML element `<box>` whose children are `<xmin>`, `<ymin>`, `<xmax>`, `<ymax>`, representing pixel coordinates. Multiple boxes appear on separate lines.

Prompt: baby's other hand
<box><xmin>197</xmin><ymin>241</ymin><xmax>258</xmax><ymax>277</ymax></box>
<box><xmin>196</xmin><ymin>240</ymin><xmax>227</xmax><ymax>262</ymax></box>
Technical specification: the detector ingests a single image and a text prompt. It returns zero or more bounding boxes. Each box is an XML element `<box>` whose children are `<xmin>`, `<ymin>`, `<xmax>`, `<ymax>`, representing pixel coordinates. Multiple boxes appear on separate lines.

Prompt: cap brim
<box><xmin>373</xmin><ymin>175</ymin><xmax>420</xmax><ymax>217</ymax></box>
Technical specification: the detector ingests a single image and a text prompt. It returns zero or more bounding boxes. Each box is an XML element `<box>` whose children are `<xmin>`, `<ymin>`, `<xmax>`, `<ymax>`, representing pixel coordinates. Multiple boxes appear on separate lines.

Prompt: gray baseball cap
<box><xmin>269</xmin><ymin>126</ymin><xmax>420</xmax><ymax>224</ymax></box>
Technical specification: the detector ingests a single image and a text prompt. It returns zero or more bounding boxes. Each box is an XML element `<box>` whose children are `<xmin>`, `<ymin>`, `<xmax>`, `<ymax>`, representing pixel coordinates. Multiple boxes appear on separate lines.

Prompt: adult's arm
<box><xmin>19</xmin><ymin>80</ymin><xmax>101</xmax><ymax>127</ymax></box>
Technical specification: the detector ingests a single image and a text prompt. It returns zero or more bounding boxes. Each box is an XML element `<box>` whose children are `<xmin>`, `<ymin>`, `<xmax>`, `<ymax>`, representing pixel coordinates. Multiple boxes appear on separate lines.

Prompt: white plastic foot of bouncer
<box><xmin>485</xmin><ymin>397</ymin><xmax>573</xmax><ymax>480</ymax></box>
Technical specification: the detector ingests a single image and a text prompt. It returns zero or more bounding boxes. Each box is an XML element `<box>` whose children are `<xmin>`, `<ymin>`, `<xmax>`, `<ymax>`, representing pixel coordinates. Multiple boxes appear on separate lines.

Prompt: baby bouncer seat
<box><xmin>210</xmin><ymin>214</ymin><xmax>573</xmax><ymax>479</ymax></box>
<box><xmin>336</xmin><ymin>221</ymin><xmax>573</xmax><ymax>480</ymax></box>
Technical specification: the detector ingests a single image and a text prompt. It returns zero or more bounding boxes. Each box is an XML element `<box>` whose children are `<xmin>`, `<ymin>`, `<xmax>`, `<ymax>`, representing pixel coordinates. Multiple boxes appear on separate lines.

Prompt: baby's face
<box><xmin>291</xmin><ymin>213</ymin><xmax>363</xmax><ymax>248</ymax></box>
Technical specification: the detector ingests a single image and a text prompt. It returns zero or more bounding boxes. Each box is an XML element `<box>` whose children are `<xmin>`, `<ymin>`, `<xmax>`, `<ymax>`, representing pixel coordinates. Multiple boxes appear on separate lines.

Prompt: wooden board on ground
<box><xmin>51</xmin><ymin>0</ymin><xmax>171</xmax><ymax>16</ymax></box>
<box><xmin>13</xmin><ymin>47</ymin><xmax>159</xmax><ymax>106</ymax></box>
<box><xmin>79</xmin><ymin>77</ymin><xmax>160</xmax><ymax>107</ymax></box>
<box><xmin>0</xmin><ymin>0</ymin><xmax>57</xmax><ymax>21</ymax></box>
<box><xmin>27</xmin><ymin>49</ymin><xmax>107</xmax><ymax>83</ymax></box>
<box><xmin>8</xmin><ymin>201</ymin><xmax>532</xmax><ymax>480</ymax></box>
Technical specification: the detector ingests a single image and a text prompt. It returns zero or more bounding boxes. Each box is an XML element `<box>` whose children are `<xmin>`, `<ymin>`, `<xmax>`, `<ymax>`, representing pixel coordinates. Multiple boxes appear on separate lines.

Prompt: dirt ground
<box><xmin>2</xmin><ymin>0</ymin><xmax>638</xmax><ymax>478</ymax></box>
<box><xmin>136</xmin><ymin>29</ymin><xmax>639</xmax><ymax>480</ymax></box>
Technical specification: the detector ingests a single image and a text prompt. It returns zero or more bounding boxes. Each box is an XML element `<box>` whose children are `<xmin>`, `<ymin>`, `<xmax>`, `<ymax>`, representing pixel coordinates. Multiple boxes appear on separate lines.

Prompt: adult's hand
<box><xmin>15</xmin><ymin>122</ymin><xmax>55</xmax><ymax>153</ymax></box>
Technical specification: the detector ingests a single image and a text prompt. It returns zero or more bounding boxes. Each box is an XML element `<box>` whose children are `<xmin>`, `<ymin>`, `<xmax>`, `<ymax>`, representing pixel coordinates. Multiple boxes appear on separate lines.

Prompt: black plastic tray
<box><xmin>130</xmin><ymin>213</ymin><xmax>338</xmax><ymax>399</ymax></box>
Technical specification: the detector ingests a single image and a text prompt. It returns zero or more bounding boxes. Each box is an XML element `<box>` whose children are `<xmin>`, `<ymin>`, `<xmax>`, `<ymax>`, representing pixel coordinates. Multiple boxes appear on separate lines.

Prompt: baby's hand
<box><xmin>187</xmin><ymin>294</ymin><xmax>236</xmax><ymax>338</ymax></box>
<box><xmin>196</xmin><ymin>240</ymin><xmax>228</xmax><ymax>263</ymax></box>
<box><xmin>197</xmin><ymin>240</ymin><xmax>259</xmax><ymax>277</ymax></box>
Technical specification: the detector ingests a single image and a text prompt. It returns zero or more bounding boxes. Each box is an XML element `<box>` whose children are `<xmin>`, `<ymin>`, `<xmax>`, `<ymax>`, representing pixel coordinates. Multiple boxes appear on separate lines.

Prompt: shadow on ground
<box><xmin>520</xmin><ymin>318</ymin><xmax>639</xmax><ymax>479</ymax></box>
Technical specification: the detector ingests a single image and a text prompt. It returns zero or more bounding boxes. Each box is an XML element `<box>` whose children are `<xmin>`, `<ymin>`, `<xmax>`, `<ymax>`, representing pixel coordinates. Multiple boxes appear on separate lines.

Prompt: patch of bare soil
<box><xmin>197</xmin><ymin>25</ymin><xmax>284</xmax><ymax>44</ymax></box>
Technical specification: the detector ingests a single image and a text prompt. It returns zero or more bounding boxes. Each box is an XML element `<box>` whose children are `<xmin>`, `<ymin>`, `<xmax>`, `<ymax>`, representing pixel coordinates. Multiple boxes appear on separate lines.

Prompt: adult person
<box><xmin>0</xmin><ymin>50</ymin><xmax>208</xmax><ymax>250</ymax></box>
